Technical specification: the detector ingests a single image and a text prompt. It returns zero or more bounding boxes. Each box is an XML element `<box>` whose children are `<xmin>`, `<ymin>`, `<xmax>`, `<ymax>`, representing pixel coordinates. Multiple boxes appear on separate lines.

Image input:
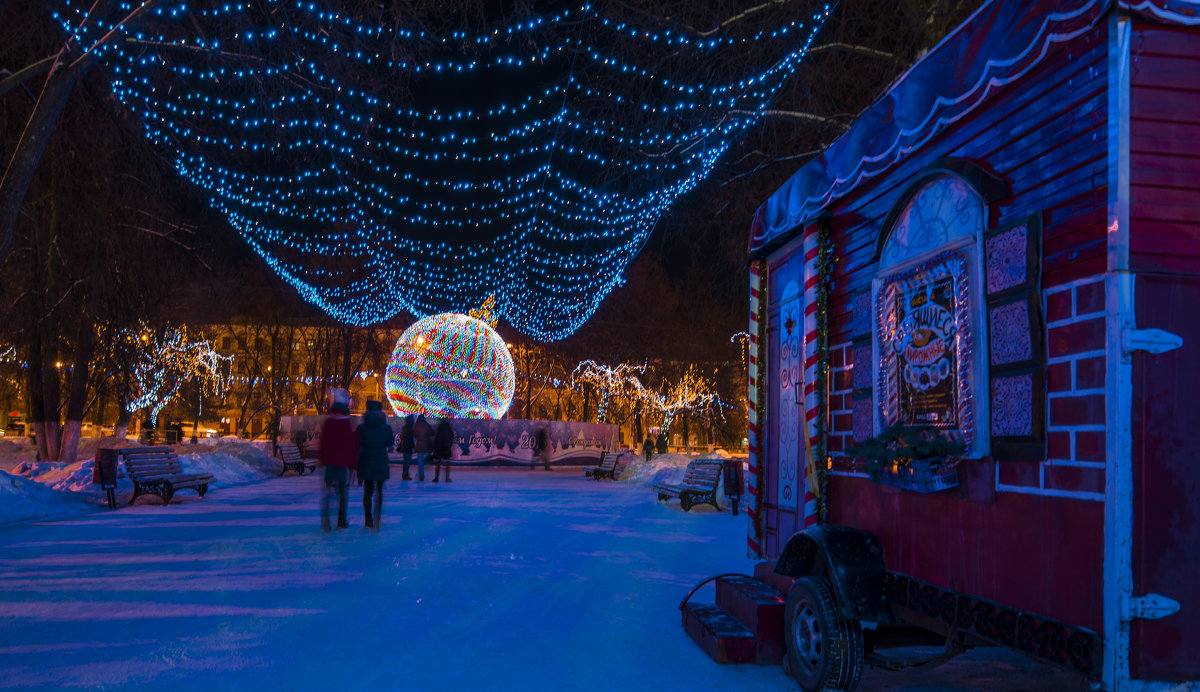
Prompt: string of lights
<box><xmin>120</xmin><ymin>326</ymin><xmax>234</xmax><ymax>426</ymax></box>
<box><xmin>50</xmin><ymin>0</ymin><xmax>833</xmax><ymax>340</ymax></box>
<box><xmin>385</xmin><ymin>313</ymin><xmax>515</xmax><ymax>419</ymax></box>
<box><xmin>571</xmin><ymin>360</ymin><xmax>723</xmax><ymax>428</ymax></box>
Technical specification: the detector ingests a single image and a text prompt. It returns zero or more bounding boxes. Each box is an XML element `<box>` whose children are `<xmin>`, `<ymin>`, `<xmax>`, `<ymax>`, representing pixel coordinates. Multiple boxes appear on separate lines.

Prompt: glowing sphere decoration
<box><xmin>386</xmin><ymin>313</ymin><xmax>515</xmax><ymax>419</ymax></box>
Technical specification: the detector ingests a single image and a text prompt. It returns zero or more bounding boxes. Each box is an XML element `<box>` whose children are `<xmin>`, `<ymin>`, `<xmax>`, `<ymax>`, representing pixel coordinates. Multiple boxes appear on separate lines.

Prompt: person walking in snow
<box><xmin>399</xmin><ymin>414</ymin><xmax>415</xmax><ymax>480</ymax></box>
<box><xmin>656</xmin><ymin>431</ymin><xmax>668</xmax><ymax>455</ymax></box>
<box><xmin>411</xmin><ymin>413</ymin><xmax>434</xmax><ymax>481</ymax></box>
<box><xmin>356</xmin><ymin>400</ymin><xmax>394</xmax><ymax>531</ymax></box>
<box><xmin>319</xmin><ymin>390</ymin><xmax>357</xmax><ymax>531</ymax></box>
<box><xmin>536</xmin><ymin>427</ymin><xmax>551</xmax><ymax>470</ymax></box>
<box><xmin>643</xmin><ymin>433</ymin><xmax>654</xmax><ymax>462</ymax></box>
<box><xmin>432</xmin><ymin>416</ymin><xmax>455</xmax><ymax>483</ymax></box>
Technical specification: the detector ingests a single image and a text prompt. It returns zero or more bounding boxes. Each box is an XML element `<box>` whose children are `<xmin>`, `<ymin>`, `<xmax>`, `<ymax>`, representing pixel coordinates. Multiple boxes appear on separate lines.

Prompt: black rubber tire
<box><xmin>784</xmin><ymin>575</ymin><xmax>864</xmax><ymax>691</ymax></box>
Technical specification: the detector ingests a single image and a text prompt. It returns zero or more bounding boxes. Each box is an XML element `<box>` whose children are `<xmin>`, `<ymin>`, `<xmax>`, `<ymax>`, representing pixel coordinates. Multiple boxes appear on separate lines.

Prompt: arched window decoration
<box><xmin>874</xmin><ymin>175</ymin><xmax>987</xmax><ymax>454</ymax></box>
<box><xmin>881</xmin><ymin>176</ymin><xmax>985</xmax><ymax>268</ymax></box>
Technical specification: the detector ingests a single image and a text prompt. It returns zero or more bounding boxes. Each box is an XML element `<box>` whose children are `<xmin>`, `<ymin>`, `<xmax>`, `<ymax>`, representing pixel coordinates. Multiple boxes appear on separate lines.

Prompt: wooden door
<box><xmin>1130</xmin><ymin>274</ymin><xmax>1200</xmax><ymax>679</ymax></box>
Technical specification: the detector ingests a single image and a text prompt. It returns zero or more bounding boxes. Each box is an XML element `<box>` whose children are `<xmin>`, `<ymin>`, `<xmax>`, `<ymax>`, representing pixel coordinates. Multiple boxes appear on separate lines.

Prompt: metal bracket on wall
<box><xmin>1122</xmin><ymin>328</ymin><xmax>1183</xmax><ymax>355</ymax></box>
<box><xmin>1121</xmin><ymin>593</ymin><xmax>1180</xmax><ymax>621</ymax></box>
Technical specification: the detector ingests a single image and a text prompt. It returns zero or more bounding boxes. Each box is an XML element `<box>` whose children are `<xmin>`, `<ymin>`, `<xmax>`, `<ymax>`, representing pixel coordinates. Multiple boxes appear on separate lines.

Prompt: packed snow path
<box><xmin>0</xmin><ymin>469</ymin><xmax>1090</xmax><ymax>691</ymax></box>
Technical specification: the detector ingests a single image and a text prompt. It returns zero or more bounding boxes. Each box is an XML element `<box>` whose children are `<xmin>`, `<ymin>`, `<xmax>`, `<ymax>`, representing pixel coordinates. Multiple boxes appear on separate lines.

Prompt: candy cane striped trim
<box><xmin>747</xmin><ymin>260</ymin><xmax>766</xmax><ymax>558</ymax></box>
<box><xmin>802</xmin><ymin>225</ymin><xmax>821</xmax><ymax>528</ymax></box>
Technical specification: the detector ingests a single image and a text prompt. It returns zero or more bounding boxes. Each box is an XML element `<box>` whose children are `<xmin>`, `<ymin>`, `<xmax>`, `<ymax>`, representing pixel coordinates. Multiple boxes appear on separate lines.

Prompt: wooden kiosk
<box><xmin>684</xmin><ymin>1</ymin><xmax>1200</xmax><ymax>690</ymax></box>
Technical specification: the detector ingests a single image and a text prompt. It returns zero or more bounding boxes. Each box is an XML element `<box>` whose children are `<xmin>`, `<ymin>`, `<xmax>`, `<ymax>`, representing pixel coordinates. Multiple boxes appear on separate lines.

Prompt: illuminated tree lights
<box><xmin>571</xmin><ymin>360</ymin><xmax>723</xmax><ymax>428</ymax></box>
<box><xmin>385</xmin><ymin>313</ymin><xmax>515</xmax><ymax>419</ymax></box>
<box><xmin>120</xmin><ymin>326</ymin><xmax>234</xmax><ymax>426</ymax></box>
<box><xmin>49</xmin><ymin>1</ymin><xmax>833</xmax><ymax>340</ymax></box>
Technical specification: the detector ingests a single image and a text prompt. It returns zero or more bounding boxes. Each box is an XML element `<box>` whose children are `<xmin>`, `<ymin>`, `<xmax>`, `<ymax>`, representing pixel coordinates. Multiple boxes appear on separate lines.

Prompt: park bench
<box><xmin>277</xmin><ymin>442</ymin><xmax>317</xmax><ymax>476</ymax></box>
<box><xmin>584</xmin><ymin>452</ymin><xmax>623</xmax><ymax>480</ymax></box>
<box><xmin>119</xmin><ymin>446</ymin><xmax>215</xmax><ymax>506</ymax></box>
<box><xmin>652</xmin><ymin>459</ymin><xmax>724</xmax><ymax>511</ymax></box>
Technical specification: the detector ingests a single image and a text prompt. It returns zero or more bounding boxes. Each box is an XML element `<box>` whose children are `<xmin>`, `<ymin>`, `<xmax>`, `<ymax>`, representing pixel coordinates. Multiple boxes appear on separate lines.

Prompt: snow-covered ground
<box><xmin>0</xmin><ymin>442</ymin><xmax>1090</xmax><ymax>691</ymax></box>
<box><xmin>0</xmin><ymin>456</ymin><xmax>786</xmax><ymax>691</ymax></box>
<box><xmin>0</xmin><ymin>437</ymin><xmax>280</xmax><ymax>525</ymax></box>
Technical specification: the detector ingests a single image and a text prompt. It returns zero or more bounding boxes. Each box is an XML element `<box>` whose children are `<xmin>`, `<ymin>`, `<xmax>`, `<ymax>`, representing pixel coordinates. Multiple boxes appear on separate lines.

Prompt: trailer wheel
<box><xmin>784</xmin><ymin>576</ymin><xmax>864</xmax><ymax>692</ymax></box>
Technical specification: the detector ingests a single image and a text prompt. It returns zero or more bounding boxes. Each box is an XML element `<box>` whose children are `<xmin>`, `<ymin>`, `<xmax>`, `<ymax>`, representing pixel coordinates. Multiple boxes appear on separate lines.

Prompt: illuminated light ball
<box><xmin>386</xmin><ymin>313</ymin><xmax>515</xmax><ymax>419</ymax></box>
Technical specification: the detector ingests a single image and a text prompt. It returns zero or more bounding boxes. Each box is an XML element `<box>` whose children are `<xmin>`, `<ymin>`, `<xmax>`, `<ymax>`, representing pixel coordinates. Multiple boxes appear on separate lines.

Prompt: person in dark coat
<box><xmin>432</xmin><ymin>416</ymin><xmax>455</xmax><ymax>483</ymax></box>
<box><xmin>643</xmin><ymin>433</ymin><xmax>654</xmax><ymax>462</ymax></box>
<box><xmin>319</xmin><ymin>393</ymin><xmax>358</xmax><ymax>531</ymax></box>
<box><xmin>656</xmin><ymin>431</ymin><xmax>668</xmax><ymax>455</ymax></box>
<box><xmin>536</xmin><ymin>427</ymin><xmax>551</xmax><ymax>471</ymax></box>
<box><xmin>411</xmin><ymin>413</ymin><xmax>434</xmax><ymax>481</ymax></box>
<box><xmin>357</xmin><ymin>400</ymin><xmax>394</xmax><ymax>531</ymax></box>
<box><xmin>399</xmin><ymin>414</ymin><xmax>416</xmax><ymax>480</ymax></box>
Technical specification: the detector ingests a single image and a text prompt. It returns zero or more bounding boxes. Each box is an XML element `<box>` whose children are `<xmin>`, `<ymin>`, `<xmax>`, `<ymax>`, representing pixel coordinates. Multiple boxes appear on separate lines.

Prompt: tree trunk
<box><xmin>113</xmin><ymin>414</ymin><xmax>130</xmax><ymax>440</ymax></box>
<box><xmin>28</xmin><ymin>314</ymin><xmax>62</xmax><ymax>461</ymax></box>
<box><xmin>0</xmin><ymin>0</ymin><xmax>163</xmax><ymax>263</ymax></box>
<box><xmin>338</xmin><ymin>327</ymin><xmax>353</xmax><ymax>389</ymax></box>
<box><xmin>114</xmin><ymin>373</ymin><xmax>132</xmax><ymax>439</ymax></box>
<box><xmin>57</xmin><ymin>305</ymin><xmax>95</xmax><ymax>461</ymax></box>
<box><xmin>58</xmin><ymin>421</ymin><xmax>81</xmax><ymax>462</ymax></box>
<box><xmin>0</xmin><ymin>58</ymin><xmax>83</xmax><ymax>263</ymax></box>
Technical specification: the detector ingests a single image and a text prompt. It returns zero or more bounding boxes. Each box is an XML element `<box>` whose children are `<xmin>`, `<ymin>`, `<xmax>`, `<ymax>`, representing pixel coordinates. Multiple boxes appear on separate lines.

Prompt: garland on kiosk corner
<box><xmin>813</xmin><ymin>222</ymin><xmax>832</xmax><ymax>524</ymax></box>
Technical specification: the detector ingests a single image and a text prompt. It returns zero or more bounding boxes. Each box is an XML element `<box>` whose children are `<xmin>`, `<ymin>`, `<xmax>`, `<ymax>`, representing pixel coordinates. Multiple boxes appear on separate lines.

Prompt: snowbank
<box><xmin>0</xmin><ymin>469</ymin><xmax>92</xmax><ymax>524</ymax></box>
<box><xmin>177</xmin><ymin>441</ymin><xmax>280</xmax><ymax>485</ymax></box>
<box><xmin>616</xmin><ymin>450</ymin><xmax>742</xmax><ymax>487</ymax></box>
<box><xmin>0</xmin><ymin>438</ymin><xmax>285</xmax><ymax>525</ymax></box>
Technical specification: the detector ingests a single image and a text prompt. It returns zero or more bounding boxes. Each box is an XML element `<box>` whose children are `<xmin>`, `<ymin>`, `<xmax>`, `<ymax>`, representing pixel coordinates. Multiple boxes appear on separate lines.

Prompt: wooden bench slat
<box><xmin>584</xmin><ymin>452</ymin><xmax>623</xmax><ymax>480</ymax></box>
<box><xmin>276</xmin><ymin>442</ymin><xmax>316</xmax><ymax>476</ymax></box>
<box><xmin>653</xmin><ymin>460</ymin><xmax>724</xmax><ymax>511</ymax></box>
<box><xmin>117</xmin><ymin>447</ymin><xmax>213</xmax><ymax>506</ymax></box>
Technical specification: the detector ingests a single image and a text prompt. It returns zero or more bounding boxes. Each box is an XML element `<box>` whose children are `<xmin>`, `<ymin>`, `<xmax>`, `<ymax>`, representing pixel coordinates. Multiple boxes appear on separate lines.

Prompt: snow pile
<box><xmin>616</xmin><ymin>451</ymin><xmax>736</xmax><ymax>485</ymax></box>
<box><xmin>0</xmin><ymin>437</ymin><xmax>39</xmax><ymax>462</ymax></box>
<box><xmin>0</xmin><ymin>468</ymin><xmax>91</xmax><ymax>524</ymax></box>
<box><xmin>177</xmin><ymin>443</ymin><xmax>280</xmax><ymax>485</ymax></box>
<box><xmin>0</xmin><ymin>437</ymin><xmax>285</xmax><ymax>525</ymax></box>
<box><xmin>617</xmin><ymin>452</ymin><xmax>692</xmax><ymax>485</ymax></box>
<box><xmin>15</xmin><ymin>458</ymin><xmax>106</xmax><ymax>493</ymax></box>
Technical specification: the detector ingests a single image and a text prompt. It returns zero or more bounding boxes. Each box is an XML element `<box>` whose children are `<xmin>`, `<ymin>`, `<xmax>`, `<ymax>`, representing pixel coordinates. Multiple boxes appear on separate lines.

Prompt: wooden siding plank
<box><xmin>1132</xmin><ymin>187</ymin><xmax>1200</xmax><ymax>224</ymax></box>
<box><xmin>1131</xmin><ymin>152</ymin><xmax>1200</xmax><ymax>189</ymax></box>
<box><xmin>1131</xmin><ymin>25</ymin><xmax>1200</xmax><ymax>59</ymax></box>
<box><xmin>1128</xmin><ymin>51</ymin><xmax>1200</xmax><ymax>92</ymax></box>
<box><xmin>1132</xmin><ymin>85</ymin><xmax>1200</xmax><ymax>122</ymax></box>
<box><xmin>1130</xmin><ymin>25</ymin><xmax>1200</xmax><ymax>276</ymax></box>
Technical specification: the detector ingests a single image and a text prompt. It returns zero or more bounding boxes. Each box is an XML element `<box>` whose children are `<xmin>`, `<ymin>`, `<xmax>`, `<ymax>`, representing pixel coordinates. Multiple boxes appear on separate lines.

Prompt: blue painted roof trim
<box><xmin>750</xmin><ymin>0</ymin><xmax>1199</xmax><ymax>255</ymax></box>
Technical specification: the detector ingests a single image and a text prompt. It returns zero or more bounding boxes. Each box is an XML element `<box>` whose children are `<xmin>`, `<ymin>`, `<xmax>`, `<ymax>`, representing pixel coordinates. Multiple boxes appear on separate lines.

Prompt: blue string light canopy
<box><xmin>53</xmin><ymin>1</ymin><xmax>833</xmax><ymax>340</ymax></box>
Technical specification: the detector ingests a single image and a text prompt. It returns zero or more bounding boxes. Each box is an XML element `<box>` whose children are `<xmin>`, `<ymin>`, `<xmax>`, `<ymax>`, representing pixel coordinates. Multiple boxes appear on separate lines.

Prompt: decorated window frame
<box><xmin>871</xmin><ymin>174</ymin><xmax>992</xmax><ymax>457</ymax></box>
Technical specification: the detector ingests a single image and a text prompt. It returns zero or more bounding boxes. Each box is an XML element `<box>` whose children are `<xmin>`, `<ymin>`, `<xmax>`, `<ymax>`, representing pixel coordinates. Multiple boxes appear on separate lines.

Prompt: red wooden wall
<box><xmin>1128</xmin><ymin>21</ymin><xmax>1200</xmax><ymax>680</ymax></box>
<box><xmin>811</xmin><ymin>15</ymin><xmax>1111</xmax><ymax>631</ymax></box>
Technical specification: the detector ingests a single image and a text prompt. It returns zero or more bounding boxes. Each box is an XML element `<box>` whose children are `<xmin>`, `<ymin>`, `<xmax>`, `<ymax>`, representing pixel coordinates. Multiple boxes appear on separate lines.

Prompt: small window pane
<box><xmin>881</xmin><ymin>177</ymin><xmax>984</xmax><ymax>268</ymax></box>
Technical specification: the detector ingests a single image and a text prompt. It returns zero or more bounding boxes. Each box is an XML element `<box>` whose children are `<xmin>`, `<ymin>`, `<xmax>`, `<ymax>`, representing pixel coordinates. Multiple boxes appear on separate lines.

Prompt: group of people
<box><xmin>396</xmin><ymin>412</ymin><xmax>455</xmax><ymax>483</ymax></box>
<box><xmin>642</xmin><ymin>431</ymin><xmax>668</xmax><ymax>461</ymax></box>
<box><xmin>317</xmin><ymin>390</ymin><xmax>455</xmax><ymax>532</ymax></box>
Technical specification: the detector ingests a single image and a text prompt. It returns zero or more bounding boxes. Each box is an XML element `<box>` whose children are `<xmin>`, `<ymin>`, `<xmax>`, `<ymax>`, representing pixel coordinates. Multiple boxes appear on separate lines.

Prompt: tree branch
<box><xmin>806</xmin><ymin>41</ymin><xmax>895</xmax><ymax>60</ymax></box>
<box><xmin>0</xmin><ymin>57</ymin><xmax>56</xmax><ymax>100</ymax></box>
<box><xmin>731</xmin><ymin>108</ymin><xmax>851</xmax><ymax>131</ymax></box>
